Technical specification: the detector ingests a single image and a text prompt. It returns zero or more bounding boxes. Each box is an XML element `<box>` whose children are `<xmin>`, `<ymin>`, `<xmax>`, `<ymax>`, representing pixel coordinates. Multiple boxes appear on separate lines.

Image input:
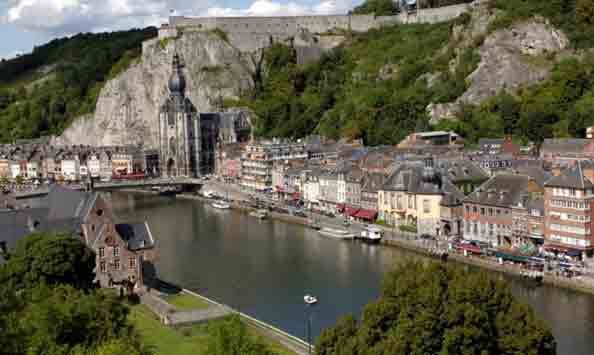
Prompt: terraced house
<box><xmin>463</xmin><ymin>174</ymin><xmax>543</xmax><ymax>248</ymax></box>
<box><xmin>544</xmin><ymin>160</ymin><xmax>594</xmax><ymax>258</ymax></box>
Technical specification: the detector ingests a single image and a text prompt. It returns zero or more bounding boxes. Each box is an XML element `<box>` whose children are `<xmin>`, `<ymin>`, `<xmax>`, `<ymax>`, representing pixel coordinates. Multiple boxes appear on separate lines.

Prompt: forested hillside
<box><xmin>238</xmin><ymin>0</ymin><xmax>594</xmax><ymax>146</ymax></box>
<box><xmin>0</xmin><ymin>28</ymin><xmax>156</xmax><ymax>142</ymax></box>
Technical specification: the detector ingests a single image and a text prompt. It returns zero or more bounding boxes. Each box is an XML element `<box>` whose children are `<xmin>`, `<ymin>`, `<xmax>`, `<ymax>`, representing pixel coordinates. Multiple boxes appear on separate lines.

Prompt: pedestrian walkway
<box><xmin>140</xmin><ymin>290</ymin><xmax>231</xmax><ymax>326</ymax></box>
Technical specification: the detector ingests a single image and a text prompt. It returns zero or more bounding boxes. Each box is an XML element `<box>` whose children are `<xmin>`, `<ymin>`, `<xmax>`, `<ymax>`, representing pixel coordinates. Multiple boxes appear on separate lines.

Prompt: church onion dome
<box><xmin>168</xmin><ymin>53</ymin><xmax>186</xmax><ymax>94</ymax></box>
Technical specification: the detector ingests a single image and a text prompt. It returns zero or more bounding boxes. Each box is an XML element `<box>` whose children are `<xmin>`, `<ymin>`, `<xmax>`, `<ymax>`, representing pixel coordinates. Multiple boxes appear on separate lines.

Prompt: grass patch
<box><xmin>130</xmin><ymin>304</ymin><xmax>208</xmax><ymax>354</ymax></box>
<box><xmin>129</xmin><ymin>305</ymin><xmax>296</xmax><ymax>355</ymax></box>
<box><xmin>165</xmin><ymin>293</ymin><xmax>211</xmax><ymax>311</ymax></box>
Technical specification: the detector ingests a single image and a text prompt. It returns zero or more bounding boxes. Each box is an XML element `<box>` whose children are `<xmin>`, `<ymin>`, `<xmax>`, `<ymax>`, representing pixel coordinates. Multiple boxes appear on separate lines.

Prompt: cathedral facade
<box><xmin>158</xmin><ymin>53</ymin><xmax>251</xmax><ymax>178</ymax></box>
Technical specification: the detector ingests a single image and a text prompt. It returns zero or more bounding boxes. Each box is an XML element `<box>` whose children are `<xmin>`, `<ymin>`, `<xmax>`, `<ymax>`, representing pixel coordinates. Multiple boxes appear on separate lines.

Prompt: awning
<box><xmin>336</xmin><ymin>203</ymin><xmax>346</xmax><ymax>212</ymax></box>
<box><xmin>345</xmin><ymin>207</ymin><xmax>360</xmax><ymax>217</ymax></box>
<box><xmin>354</xmin><ymin>209</ymin><xmax>378</xmax><ymax>221</ymax></box>
<box><xmin>495</xmin><ymin>252</ymin><xmax>530</xmax><ymax>263</ymax></box>
<box><xmin>456</xmin><ymin>243</ymin><xmax>482</xmax><ymax>254</ymax></box>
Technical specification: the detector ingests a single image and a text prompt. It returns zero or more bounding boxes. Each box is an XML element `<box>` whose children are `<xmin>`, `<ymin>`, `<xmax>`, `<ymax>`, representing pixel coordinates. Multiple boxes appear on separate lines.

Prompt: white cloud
<box><xmin>3</xmin><ymin>0</ymin><xmax>354</xmax><ymax>36</ymax></box>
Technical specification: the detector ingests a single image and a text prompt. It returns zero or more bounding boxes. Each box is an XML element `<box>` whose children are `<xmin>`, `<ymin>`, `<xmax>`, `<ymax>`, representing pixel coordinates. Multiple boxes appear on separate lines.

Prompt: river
<box><xmin>112</xmin><ymin>192</ymin><xmax>594</xmax><ymax>355</ymax></box>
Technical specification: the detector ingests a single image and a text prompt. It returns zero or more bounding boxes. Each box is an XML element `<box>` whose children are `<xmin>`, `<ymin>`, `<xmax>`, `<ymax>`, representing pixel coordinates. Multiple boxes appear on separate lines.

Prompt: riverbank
<box><xmin>136</xmin><ymin>287</ymin><xmax>302</xmax><ymax>355</ymax></box>
<box><xmin>182</xmin><ymin>192</ymin><xmax>594</xmax><ymax>296</ymax></box>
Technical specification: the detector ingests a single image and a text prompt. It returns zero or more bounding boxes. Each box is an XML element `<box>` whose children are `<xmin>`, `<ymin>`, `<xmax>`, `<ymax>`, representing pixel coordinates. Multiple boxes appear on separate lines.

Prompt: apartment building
<box><xmin>240</xmin><ymin>140</ymin><xmax>307</xmax><ymax>191</ymax></box>
<box><xmin>544</xmin><ymin>161</ymin><xmax>594</xmax><ymax>256</ymax></box>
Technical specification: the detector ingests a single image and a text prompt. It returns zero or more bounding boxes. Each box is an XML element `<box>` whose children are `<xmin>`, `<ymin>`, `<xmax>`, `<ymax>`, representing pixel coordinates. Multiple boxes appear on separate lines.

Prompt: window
<box><xmin>114</xmin><ymin>259</ymin><xmax>120</xmax><ymax>270</ymax></box>
<box><xmin>496</xmin><ymin>209</ymin><xmax>501</xmax><ymax>216</ymax></box>
<box><xmin>488</xmin><ymin>208</ymin><xmax>493</xmax><ymax>216</ymax></box>
<box><xmin>100</xmin><ymin>261</ymin><xmax>106</xmax><ymax>273</ymax></box>
<box><xmin>113</xmin><ymin>246</ymin><xmax>119</xmax><ymax>257</ymax></box>
<box><xmin>423</xmin><ymin>199</ymin><xmax>430</xmax><ymax>214</ymax></box>
<box><xmin>465</xmin><ymin>205</ymin><xmax>470</xmax><ymax>213</ymax></box>
<box><xmin>129</xmin><ymin>257</ymin><xmax>136</xmax><ymax>269</ymax></box>
<box><xmin>480</xmin><ymin>207</ymin><xmax>485</xmax><ymax>215</ymax></box>
<box><xmin>473</xmin><ymin>206</ymin><xmax>478</xmax><ymax>213</ymax></box>
<box><xmin>99</xmin><ymin>247</ymin><xmax>105</xmax><ymax>258</ymax></box>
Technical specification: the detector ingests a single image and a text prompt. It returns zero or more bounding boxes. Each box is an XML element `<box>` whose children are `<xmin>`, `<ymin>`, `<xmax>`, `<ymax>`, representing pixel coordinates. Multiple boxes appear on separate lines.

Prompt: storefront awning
<box><xmin>345</xmin><ymin>207</ymin><xmax>360</xmax><ymax>217</ymax></box>
<box><xmin>456</xmin><ymin>244</ymin><xmax>482</xmax><ymax>254</ymax></box>
<box><xmin>354</xmin><ymin>209</ymin><xmax>378</xmax><ymax>221</ymax></box>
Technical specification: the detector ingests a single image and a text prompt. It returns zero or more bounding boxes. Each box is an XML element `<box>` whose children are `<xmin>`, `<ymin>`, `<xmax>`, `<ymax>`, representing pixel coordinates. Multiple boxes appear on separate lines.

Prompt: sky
<box><xmin>0</xmin><ymin>0</ymin><xmax>361</xmax><ymax>60</ymax></box>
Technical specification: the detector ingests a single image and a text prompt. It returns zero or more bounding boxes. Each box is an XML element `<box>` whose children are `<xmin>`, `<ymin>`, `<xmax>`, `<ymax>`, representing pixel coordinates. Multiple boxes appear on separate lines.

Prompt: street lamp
<box><xmin>304</xmin><ymin>294</ymin><xmax>318</xmax><ymax>355</ymax></box>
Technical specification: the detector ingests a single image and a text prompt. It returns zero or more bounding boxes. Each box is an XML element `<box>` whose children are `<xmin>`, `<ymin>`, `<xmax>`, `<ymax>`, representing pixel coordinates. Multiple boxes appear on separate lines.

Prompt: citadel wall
<box><xmin>158</xmin><ymin>2</ymin><xmax>475</xmax><ymax>52</ymax></box>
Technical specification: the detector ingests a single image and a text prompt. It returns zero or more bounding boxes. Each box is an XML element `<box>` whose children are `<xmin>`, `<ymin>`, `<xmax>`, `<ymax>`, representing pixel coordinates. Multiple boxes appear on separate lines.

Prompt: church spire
<box><xmin>168</xmin><ymin>52</ymin><xmax>186</xmax><ymax>95</ymax></box>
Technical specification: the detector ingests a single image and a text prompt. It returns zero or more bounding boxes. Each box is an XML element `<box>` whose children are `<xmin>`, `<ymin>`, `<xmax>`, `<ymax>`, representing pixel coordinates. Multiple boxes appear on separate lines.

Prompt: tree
<box><xmin>576</xmin><ymin>0</ymin><xmax>594</xmax><ymax>24</ymax></box>
<box><xmin>0</xmin><ymin>232</ymin><xmax>96</xmax><ymax>291</ymax></box>
<box><xmin>352</xmin><ymin>0</ymin><xmax>399</xmax><ymax>16</ymax></box>
<box><xmin>316</xmin><ymin>261</ymin><xmax>556</xmax><ymax>355</ymax></box>
<box><xmin>206</xmin><ymin>315</ymin><xmax>275</xmax><ymax>355</ymax></box>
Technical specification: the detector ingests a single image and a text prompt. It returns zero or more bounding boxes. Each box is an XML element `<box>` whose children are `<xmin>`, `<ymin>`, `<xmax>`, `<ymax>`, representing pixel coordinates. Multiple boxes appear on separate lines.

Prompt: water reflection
<box><xmin>114</xmin><ymin>193</ymin><xmax>594</xmax><ymax>355</ymax></box>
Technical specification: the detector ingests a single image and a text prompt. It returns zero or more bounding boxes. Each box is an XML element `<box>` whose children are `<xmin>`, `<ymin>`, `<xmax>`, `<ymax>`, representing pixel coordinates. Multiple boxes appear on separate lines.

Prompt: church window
<box><xmin>170</xmin><ymin>137</ymin><xmax>177</xmax><ymax>155</ymax></box>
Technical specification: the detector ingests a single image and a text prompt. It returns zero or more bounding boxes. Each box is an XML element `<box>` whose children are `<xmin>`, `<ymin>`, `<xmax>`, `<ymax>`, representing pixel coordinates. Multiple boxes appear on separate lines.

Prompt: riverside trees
<box><xmin>0</xmin><ymin>232</ymin><xmax>149</xmax><ymax>355</ymax></box>
<box><xmin>316</xmin><ymin>261</ymin><xmax>556</xmax><ymax>355</ymax></box>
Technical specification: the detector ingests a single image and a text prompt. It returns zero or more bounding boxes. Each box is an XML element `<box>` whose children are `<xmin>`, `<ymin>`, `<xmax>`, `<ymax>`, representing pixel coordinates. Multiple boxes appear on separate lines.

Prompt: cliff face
<box><xmin>56</xmin><ymin>32</ymin><xmax>254</xmax><ymax>148</ymax></box>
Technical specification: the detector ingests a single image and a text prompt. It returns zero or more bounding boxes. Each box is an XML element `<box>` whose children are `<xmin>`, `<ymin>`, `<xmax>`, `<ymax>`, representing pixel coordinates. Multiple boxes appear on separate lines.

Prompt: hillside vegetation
<box><xmin>239</xmin><ymin>0</ymin><xmax>594</xmax><ymax>146</ymax></box>
<box><xmin>0</xmin><ymin>28</ymin><xmax>156</xmax><ymax>142</ymax></box>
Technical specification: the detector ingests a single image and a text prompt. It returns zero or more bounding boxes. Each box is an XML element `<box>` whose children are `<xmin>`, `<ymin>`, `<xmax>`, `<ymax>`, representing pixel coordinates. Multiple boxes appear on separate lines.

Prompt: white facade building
<box><xmin>61</xmin><ymin>158</ymin><xmax>80</xmax><ymax>181</ymax></box>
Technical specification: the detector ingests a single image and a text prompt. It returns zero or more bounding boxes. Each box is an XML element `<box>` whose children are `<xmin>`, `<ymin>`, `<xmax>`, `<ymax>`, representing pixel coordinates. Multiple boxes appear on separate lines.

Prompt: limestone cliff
<box><xmin>56</xmin><ymin>31</ymin><xmax>254</xmax><ymax>148</ymax></box>
<box><xmin>427</xmin><ymin>3</ymin><xmax>569</xmax><ymax>124</ymax></box>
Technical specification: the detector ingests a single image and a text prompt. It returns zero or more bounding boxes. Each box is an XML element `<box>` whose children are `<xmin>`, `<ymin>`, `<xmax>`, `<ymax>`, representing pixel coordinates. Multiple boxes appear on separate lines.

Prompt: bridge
<box><xmin>14</xmin><ymin>177</ymin><xmax>205</xmax><ymax>199</ymax></box>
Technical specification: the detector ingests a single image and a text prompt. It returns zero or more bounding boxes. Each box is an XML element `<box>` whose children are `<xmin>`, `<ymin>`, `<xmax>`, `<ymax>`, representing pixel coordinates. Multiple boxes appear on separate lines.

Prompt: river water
<box><xmin>112</xmin><ymin>192</ymin><xmax>594</xmax><ymax>355</ymax></box>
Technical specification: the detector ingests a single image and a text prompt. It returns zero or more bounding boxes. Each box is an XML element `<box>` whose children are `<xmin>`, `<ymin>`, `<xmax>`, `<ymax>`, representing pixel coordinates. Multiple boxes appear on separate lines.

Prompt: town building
<box><xmin>511</xmin><ymin>196</ymin><xmax>544</xmax><ymax>251</ymax></box>
<box><xmin>87</xmin><ymin>153</ymin><xmax>101</xmax><ymax>178</ymax></box>
<box><xmin>544</xmin><ymin>161</ymin><xmax>594</xmax><ymax>257</ymax></box>
<box><xmin>463</xmin><ymin>174</ymin><xmax>543</xmax><ymax>247</ymax></box>
<box><xmin>61</xmin><ymin>155</ymin><xmax>80</xmax><ymax>181</ymax></box>
<box><xmin>398</xmin><ymin>131</ymin><xmax>462</xmax><ymax>149</ymax></box>
<box><xmin>240</xmin><ymin>140</ymin><xmax>307</xmax><ymax>191</ymax></box>
<box><xmin>540</xmin><ymin>138</ymin><xmax>594</xmax><ymax>164</ymax></box>
<box><xmin>478</xmin><ymin>136</ymin><xmax>520</xmax><ymax>156</ymax></box>
<box><xmin>436</xmin><ymin>159</ymin><xmax>488</xmax><ymax>195</ymax></box>
<box><xmin>0</xmin><ymin>185</ymin><xmax>156</xmax><ymax>288</ymax></box>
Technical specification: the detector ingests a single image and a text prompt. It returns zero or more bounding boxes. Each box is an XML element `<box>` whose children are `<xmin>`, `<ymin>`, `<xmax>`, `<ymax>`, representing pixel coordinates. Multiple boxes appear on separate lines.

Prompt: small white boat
<box><xmin>318</xmin><ymin>227</ymin><xmax>355</xmax><ymax>240</ymax></box>
<box><xmin>211</xmin><ymin>201</ymin><xmax>231</xmax><ymax>209</ymax></box>
<box><xmin>359</xmin><ymin>225</ymin><xmax>383</xmax><ymax>244</ymax></box>
<box><xmin>250</xmin><ymin>209</ymin><xmax>268</xmax><ymax>219</ymax></box>
<box><xmin>304</xmin><ymin>295</ymin><xmax>318</xmax><ymax>305</ymax></box>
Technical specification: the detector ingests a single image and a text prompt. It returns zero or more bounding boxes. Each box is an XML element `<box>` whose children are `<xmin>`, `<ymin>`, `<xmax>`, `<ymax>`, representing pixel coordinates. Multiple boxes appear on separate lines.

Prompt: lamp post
<box><xmin>304</xmin><ymin>294</ymin><xmax>318</xmax><ymax>355</ymax></box>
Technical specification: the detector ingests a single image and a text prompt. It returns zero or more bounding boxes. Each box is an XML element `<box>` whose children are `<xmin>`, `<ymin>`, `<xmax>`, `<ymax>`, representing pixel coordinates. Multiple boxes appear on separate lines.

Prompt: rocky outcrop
<box><xmin>460</xmin><ymin>19</ymin><xmax>568</xmax><ymax>104</ymax></box>
<box><xmin>427</xmin><ymin>8</ymin><xmax>569</xmax><ymax>124</ymax></box>
<box><xmin>56</xmin><ymin>31</ymin><xmax>254</xmax><ymax>148</ymax></box>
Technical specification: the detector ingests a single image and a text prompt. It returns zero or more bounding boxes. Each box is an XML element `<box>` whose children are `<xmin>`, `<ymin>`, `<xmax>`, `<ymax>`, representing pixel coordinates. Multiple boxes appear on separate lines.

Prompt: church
<box><xmin>158</xmin><ymin>53</ymin><xmax>251</xmax><ymax>178</ymax></box>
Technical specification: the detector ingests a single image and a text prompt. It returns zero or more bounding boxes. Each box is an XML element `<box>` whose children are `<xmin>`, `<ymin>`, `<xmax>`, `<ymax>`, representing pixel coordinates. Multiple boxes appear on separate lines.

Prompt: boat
<box><xmin>308</xmin><ymin>219</ymin><xmax>321</xmax><ymax>230</ymax></box>
<box><xmin>359</xmin><ymin>225</ymin><xmax>383</xmax><ymax>244</ymax></box>
<box><xmin>250</xmin><ymin>209</ymin><xmax>268</xmax><ymax>219</ymax></box>
<box><xmin>318</xmin><ymin>227</ymin><xmax>355</xmax><ymax>240</ymax></box>
<box><xmin>211</xmin><ymin>201</ymin><xmax>231</xmax><ymax>209</ymax></box>
<box><xmin>304</xmin><ymin>295</ymin><xmax>318</xmax><ymax>305</ymax></box>
<box><xmin>159</xmin><ymin>187</ymin><xmax>178</xmax><ymax>196</ymax></box>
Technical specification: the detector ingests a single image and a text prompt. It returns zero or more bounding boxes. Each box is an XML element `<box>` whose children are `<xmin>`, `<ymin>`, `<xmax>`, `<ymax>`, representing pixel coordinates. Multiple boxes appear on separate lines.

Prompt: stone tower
<box><xmin>158</xmin><ymin>53</ymin><xmax>200</xmax><ymax>178</ymax></box>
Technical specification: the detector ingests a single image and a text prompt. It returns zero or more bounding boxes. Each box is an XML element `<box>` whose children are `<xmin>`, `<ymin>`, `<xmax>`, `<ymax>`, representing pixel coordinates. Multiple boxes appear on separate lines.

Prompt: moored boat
<box><xmin>211</xmin><ymin>201</ymin><xmax>231</xmax><ymax>209</ymax></box>
<box><xmin>318</xmin><ymin>227</ymin><xmax>355</xmax><ymax>240</ymax></box>
<box><xmin>359</xmin><ymin>225</ymin><xmax>383</xmax><ymax>244</ymax></box>
<box><xmin>250</xmin><ymin>209</ymin><xmax>268</xmax><ymax>219</ymax></box>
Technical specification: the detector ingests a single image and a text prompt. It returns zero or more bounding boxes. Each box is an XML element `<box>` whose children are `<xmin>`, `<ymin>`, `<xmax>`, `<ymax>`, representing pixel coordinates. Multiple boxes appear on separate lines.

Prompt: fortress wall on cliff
<box><xmin>159</xmin><ymin>2</ymin><xmax>475</xmax><ymax>51</ymax></box>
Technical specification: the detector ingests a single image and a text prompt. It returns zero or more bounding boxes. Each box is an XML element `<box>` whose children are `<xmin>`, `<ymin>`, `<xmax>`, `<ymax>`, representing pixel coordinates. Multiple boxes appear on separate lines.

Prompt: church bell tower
<box><xmin>158</xmin><ymin>53</ymin><xmax>200</xmax><ymax>178</ymax></box>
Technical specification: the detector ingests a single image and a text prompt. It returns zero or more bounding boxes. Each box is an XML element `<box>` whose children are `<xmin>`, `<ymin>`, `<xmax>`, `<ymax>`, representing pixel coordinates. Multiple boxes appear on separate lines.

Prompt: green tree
<box><xmin>0</xmin><ymin>232</ymin><xmax>96</xmax><ymax>291</ymax></box>
<box><xmin>316</xmin><ymin>261</ymin><xmax>556</xmax><ymax>355</ymax></box>
<box><xmin>206</xmin><ymin>315</ymin><xmax>275</xmax><ymax>355</ymax></box>
<box><xmin>352</xmin><ymin>0</ymin><xmax>399</xmax><ymax>16</ymax></box>
<box><xmin>576</xmin><ymin>0</ymin><xmax>594</xmax><ymax>24</ymax></box>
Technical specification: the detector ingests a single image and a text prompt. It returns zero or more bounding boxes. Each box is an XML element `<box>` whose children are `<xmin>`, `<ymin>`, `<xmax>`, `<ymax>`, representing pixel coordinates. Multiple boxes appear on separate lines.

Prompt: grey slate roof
<box><xmin>115</xmin><ymin>222</ymin><xmax>155</xmax><ymax>250</ymax></box>
<box><xmin>361</xmin><ymin>172</ymin><xmax>386</xmax><ymax>193</ymax></box>
<box><xmin>545</xmin><ymin>160</ymin><xmax>594</xmax><ymax>189</ymax></box>
<box><xmin>46</xmin><ymin>185</ymin><xmax>96</xmax><ymax>221</ymax></box>
<box><xmin>513</xmin><ymin>166</ymin><xmax>551</xmax><ymax>188</ymax></box>
<box><xmin>463</xmin><ymin>174</ymin><xmax>532</xmax><ymax>207</ymax></box>
<box><xmin>436</xmin><ymin>159</ymin><xmax>488</xmax><ymax>184</ymax></box>
<box><xmin>541</xmin><ymin>138</ymin><xmax>591</xmax><ymax>155</ymax></box>
<box><xmin>440</xmin><ymin>178</ymin><xmax>465</xmax><ymax>207</ymax></box>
